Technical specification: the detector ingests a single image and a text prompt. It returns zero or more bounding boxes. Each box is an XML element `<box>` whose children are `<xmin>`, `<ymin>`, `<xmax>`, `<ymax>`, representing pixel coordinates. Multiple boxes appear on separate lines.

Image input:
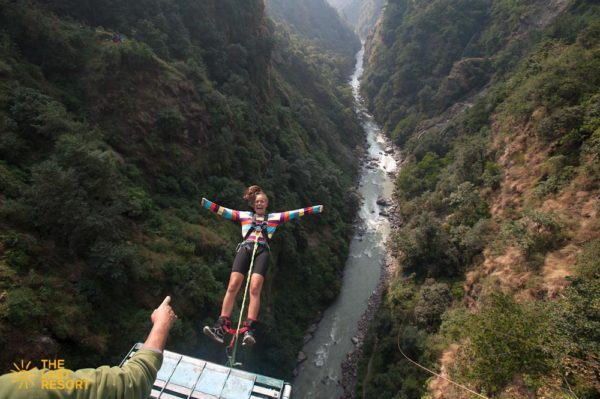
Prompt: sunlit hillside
<box><xmin>359</xmin><ymin>0</ymin><xmax>600</xmax><ymax>397</ymax></box>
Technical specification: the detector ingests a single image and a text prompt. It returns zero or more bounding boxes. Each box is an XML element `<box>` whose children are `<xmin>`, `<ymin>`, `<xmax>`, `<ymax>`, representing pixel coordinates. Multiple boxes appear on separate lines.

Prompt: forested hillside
<box><xmin>0</xmin><ymin>0</ymin><xmax>362</xmax><ymax>378</ymax></box>
<box><xmin>359</xmin><ymin>0</ymin><xmax>600</xmax><ymax>397</ymax></box>
<box><xmin>266</xmin><ymin>0</ymin><xmax>360</xmax><ymax>75</ymax></box>
<box><xmin>326</xmin><ymin>0</ymin><xmax>384</xmax><ymax>39</ymax></box>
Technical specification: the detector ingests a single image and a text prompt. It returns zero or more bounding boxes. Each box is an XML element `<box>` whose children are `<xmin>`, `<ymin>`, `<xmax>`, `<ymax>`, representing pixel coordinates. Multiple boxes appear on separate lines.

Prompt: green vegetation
<box><xmin>358</xmin><ymin>0</ymin><xmax>600</xmax><ymax>397</ymax></box>
<box><xmin>500</xmin><ymin>210</ymin><xmax>565</xmax><ymax>268</ymax></box>
<box><xmin>443</xmin><ymin>241</ymin><xmax>600</xmax><ymax>396</ymax></box>
<box><xmin>0</xmin><ymin>0</ymin><xmax>362</xmax><ymax>377</ymax></box>
<box><xmin>356</xmin><ymin>279</ymin><xmax>431</xmax><ymax>399</ymax></box>
<box><xmin>266</xmin><ymin>0</ymin><xmax>360</xmax><ymax>75</ymax></box>
<box><xmin>450</xmin><ymin>293</ymin><xmax>553</xmax><ymax>394</ymax></box>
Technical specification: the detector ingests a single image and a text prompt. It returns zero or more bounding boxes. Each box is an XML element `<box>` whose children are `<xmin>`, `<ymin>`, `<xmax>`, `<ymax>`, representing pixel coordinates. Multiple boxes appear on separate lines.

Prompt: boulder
<box><xmin>297</xmin><ymin>351</ymin><xmax>307</xmax><ymax>363</ymax></box>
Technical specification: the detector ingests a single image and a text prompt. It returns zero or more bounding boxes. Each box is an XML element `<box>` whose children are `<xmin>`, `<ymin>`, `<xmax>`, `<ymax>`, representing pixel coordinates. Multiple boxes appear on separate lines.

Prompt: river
<box><xmin>292</xmin><ymin>45</ymin><xmax>397</xmax><ymax>399</ymax></box>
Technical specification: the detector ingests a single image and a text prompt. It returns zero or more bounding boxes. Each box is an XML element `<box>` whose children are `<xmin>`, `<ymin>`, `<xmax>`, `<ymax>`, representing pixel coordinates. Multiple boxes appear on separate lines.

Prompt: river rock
<box><xmin>303</xmin><ymin>333</ymin><xmax>312</xmax><ymax>344</ymax></box>
<box><xmin>307</xmin><ymin>323</ymin><xmax>318</xmax><ymax>334</ymax></box>
<box><xmin>297</xmin><ymin>351</ymin><xmax>307</xmax><ymax>363</ymax></box>
<box><xmin>376</xmin><ymin>197</ymin><xmax>389</xmax><ymax>206</ymax></box>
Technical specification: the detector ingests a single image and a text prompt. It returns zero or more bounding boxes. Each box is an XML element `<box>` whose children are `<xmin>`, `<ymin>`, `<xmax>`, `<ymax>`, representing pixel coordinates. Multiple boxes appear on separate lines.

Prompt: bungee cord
<box><xmin>226</xmin><ymin>239</ymin><xmax>259</xmax><ymax>368</ymax></box>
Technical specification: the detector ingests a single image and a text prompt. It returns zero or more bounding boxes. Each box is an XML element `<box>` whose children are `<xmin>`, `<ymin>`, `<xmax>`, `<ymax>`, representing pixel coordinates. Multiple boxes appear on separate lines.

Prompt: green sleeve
<box><xmin>0</xmin><ymin>349</ymin><xmax>163</xmax><ymax>399</ymax></box>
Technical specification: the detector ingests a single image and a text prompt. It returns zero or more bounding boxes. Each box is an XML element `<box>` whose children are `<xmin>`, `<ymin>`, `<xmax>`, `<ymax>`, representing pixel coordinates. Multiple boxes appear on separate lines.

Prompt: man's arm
<box><xmin>0</xmin><ymin>296</ymin><xmax>178</xmax><ymax>399</ymax></box>
<box><xmin>143</xmin><ymin>296</ymin><xmax>178</xmax><ymax>352</ymax></box>
<box><xmin>79</xmin><ymin>296</ymin><xmax>178</xmax><ymax>398</ymax></box>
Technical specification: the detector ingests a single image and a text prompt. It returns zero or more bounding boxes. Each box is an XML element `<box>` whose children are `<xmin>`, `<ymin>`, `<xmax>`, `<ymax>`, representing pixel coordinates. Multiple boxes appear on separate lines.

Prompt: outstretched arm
<box><xmin>201</xmin><ymin>197</ymin><xmax>243</xmax><ymax>221</ymax></box>
<box><xmin>0</xmin><ymin>297</ymin><xmax>177</xmax><ymax>399</ymax></box>
<box><xmin>143</xmin><ymin>296</ymin><xmax>178</xmax><ymax>352</ymax></box>
<box><xmin>274</xmin><ymin>205</ymin><xmax>324</xmax><ymax>223</ymax></box>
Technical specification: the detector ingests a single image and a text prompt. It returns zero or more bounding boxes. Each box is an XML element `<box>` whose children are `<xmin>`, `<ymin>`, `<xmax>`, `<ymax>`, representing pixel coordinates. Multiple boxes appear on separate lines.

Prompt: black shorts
<box><xmin>232</xmin><ymin>243</ymin><xmax>270</xmax><ymax>276</ymax></box>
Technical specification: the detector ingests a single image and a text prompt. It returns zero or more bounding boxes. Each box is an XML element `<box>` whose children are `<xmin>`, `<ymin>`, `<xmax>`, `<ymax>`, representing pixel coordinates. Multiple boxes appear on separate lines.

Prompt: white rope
<box><xmin>396</xmin><ymin>334</ymin><xmax>490</xmax><ymax>399</ymax></box>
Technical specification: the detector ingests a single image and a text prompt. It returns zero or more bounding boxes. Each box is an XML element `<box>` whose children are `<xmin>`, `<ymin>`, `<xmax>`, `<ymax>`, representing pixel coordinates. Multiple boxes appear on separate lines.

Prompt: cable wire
<box><xmin>396</xmin><ymin>334</ymin><xmax>490</xmax><ymax>399</ymax></box>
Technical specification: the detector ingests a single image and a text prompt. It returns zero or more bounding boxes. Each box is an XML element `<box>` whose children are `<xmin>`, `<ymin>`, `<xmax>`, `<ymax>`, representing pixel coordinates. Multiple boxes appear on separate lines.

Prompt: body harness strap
<box><xmin>238</xmin><ymin>213</ymin><xmax>270</xmax><ymax>251</ymax></box>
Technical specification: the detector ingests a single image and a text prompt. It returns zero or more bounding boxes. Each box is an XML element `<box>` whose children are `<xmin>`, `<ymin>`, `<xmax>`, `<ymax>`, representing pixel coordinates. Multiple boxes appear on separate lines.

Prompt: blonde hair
<box><xmin>243</xmin><ymin>185</ymin><xmax>268</xmax><ymax>206</ymax></box>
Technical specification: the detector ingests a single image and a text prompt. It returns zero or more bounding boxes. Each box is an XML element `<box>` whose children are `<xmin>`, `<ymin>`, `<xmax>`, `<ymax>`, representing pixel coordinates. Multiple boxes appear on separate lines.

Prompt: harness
<box><xmin>237</xmin><ymin>213</ymin><xmax>271</xmax><ymax>251</ymax></box>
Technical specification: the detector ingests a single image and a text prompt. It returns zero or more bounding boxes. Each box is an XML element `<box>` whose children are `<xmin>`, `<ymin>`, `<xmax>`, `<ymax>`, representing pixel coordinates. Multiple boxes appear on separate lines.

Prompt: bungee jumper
<box><xmin>201</xmin><ymin>185</ymin><xmax>323</xmax><ymax>352</ymax></box>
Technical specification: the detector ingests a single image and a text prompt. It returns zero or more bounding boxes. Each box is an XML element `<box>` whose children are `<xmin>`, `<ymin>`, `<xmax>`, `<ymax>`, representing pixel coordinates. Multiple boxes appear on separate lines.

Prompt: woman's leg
<box><xmin>247</xmin><ymin>273</ymin><xmax>265</xmax><ymax>320</ymax></box>
<box><xmin>221</xmin><ymin>272</ymin><xmax>245</xmax><ymax>317</ymax></box>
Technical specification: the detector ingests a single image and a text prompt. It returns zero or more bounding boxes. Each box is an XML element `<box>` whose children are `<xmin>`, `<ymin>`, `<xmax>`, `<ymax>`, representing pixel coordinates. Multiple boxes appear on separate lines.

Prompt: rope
<box><xmin>396</xmin><ymin>334</ymin><xmax>490</xmax><ymax>399</ymax></box>
<box><xmin>395</xmin><ymin>334</ymin><xmax>583</xmax><ymax>399</ymax></box>
<box><xmin>227</xmin><ymin>239</ymin><xmax>259</xmax><ymax>368</ymax></box>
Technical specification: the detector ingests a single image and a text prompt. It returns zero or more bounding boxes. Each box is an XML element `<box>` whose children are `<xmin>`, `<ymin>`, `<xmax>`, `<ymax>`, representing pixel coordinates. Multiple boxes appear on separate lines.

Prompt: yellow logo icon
<box><xmin>10</xmin><ymin>360</ymin><xmax>36</xmax><ymax>389</ymax></box>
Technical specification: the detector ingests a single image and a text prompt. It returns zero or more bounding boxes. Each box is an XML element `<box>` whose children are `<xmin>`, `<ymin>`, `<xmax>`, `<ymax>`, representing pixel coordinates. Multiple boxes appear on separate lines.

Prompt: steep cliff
<box><xmin>0</xmin><ymin>0</ymin><xmax>363</xmax><ymax>378</ymax></box>
<box><xmin>359</xmin><ymin>0</ymin><xmax>599</xmax><ymax>397</ymax></box>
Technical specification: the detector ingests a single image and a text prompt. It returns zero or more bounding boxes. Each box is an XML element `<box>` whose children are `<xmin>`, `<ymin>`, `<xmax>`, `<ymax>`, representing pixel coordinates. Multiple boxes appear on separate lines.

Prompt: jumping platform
<box><xmin>121</xmin><ymin>343</ymin><xmax>292</xmax><ymax>399</ymax></box>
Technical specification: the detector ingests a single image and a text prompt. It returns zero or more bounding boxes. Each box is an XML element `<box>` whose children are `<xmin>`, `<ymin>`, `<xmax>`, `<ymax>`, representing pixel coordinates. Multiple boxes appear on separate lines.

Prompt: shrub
<box><xmin>26</xmin><ymin>134</ymin><xmax>128</xmax><ymax>254</ymax></box>
<box><xmin>9</xmin><ymin>87</ymin><xmax>75</xmax><ymax>136</ymax></box>
<box><xmin>501</xmin><ymin>210</ymin><xmax>565</xmax><ymax>267</ymax></box>
<box><xmin>396</xmin><ymin>152</ymin><xmax>447</xmax><ymax>199</ymax></box>
<box><xmin>391</xmin><ymin>112</ymin><xmax>420</xmax><ymax>146</ymax></box>
<box><xmin>535</xmin><ymin>105</ymin><xmax>583</xmax><ymax>142</ymax></box>
<box><xmin>534</xmin><ymin>165</ymin><xmax>577</xmax><ymax>197</ymax></box>
<box><xmin>445</xmin><ymin>182</ymin><xmax>490</xmax><ymax>227</ymax></box>
<box><xmin>452</xmin><ymin>136</ymin><xmax>490</xmax><ymax>184</ymax></box>
<box><xmin>89</xmin><ymin>240</ymin><xmax>135</xmax><ymax>284</ymax></box>
<box><xmin>118</xmin><ymin>41</ymin><xmax>157</xmax><ymax>70</ymax></box>
<box><xmin>456</xmin><ymin>293</ymin><xmax>552</xmax><ymax>393</ymax></box>
<box><xmin>155</xmin><ymin>108</ymin><xmax>185</xmax><ymax>141</ymax></box>
<box><xmin>545</xmin><ymin>251</ymin><xmax>600</xmax><ymax>397</ymax></box>
<box><xmin>414</xmin><ymin>280</ymin><xmax>452</xmax><ymax>332</ymax></box>
<box><xmin>1</xmin><ymin>232</ymin><xmax>40</xmax><ymax>271</ymax></box>
<box><xmin>126</xmin><ymin>187</ymin><xmax>153</xmax><ymax>219</ymax></box>
<box><xmin>5</xmin><ymin>287</ymin><xmax>43</xmax><ymax>326</ymax></box>
<box><xmin>451</xmin><ymin>219</ymin><xmax>493</xmax><ymax>266</ymax></box>
<box><xmin>134</xmin><ymin>19</ymin><xmax>170</xmax><ymax>59</ymax></box>
<box><xmin>481</xmin><ymin>161</ymin><xmax>502</xmax><ymax>189</ymax></box>
<box><xmin>575</xmin><ymin>237</ymin><xmax>600</xmax><ymax>280</ymax></box>
<box><xmin>395</xmin><ymin>212</ymin><xmax>460</xmax><ymax>279</ymax></box>
<box><xmin>0</xmin><ymin>161</ymin><xmax>23</xmax><ymax>198</ymax></box>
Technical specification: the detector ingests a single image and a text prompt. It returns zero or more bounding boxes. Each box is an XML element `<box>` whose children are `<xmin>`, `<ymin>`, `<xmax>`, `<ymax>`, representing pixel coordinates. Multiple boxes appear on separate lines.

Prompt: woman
<box><xmin>201</xmin><ymin>185</ymin><xmax>323</xmax><ymax>346</ymax></box>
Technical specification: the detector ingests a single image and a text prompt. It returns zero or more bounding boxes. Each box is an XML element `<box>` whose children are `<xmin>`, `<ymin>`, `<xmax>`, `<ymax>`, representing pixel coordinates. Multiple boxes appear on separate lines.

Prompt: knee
<box><xmin>227</xmin><ymin>280</ymin><xmax>242</xmax><ymax>294</ymax></box>
<box><xmin>249</xmin><ymin>284</ymin><xmax>262</xmax><ymax>298</ymax></box>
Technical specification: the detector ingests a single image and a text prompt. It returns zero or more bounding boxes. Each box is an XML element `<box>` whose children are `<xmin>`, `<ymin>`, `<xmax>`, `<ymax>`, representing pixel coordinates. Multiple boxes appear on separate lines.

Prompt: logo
<box><xmin>9</xmin><ymin>359</ymin><xmax>91</xmax><ymax>391</ymax></box>
<box><xmin>10</xmin><ymin>360</ymin><xmax>35</xmax><ymax>389</ymax></box>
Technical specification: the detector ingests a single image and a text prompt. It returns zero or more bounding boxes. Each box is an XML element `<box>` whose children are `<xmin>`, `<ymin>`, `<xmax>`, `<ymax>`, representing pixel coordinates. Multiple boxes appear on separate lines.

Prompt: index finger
<box><xmin>160</xmin><ymin>296</ymin><xmax>171</xmax><ymax>307</ymax></box>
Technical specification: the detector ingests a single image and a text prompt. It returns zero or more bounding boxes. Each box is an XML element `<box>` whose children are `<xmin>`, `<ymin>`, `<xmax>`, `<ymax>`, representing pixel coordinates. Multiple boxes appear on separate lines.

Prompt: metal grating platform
<box><xmin>121</xmin><ymin>343</ymin><xmax>292</xmax><ymax>399</ymax></box>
